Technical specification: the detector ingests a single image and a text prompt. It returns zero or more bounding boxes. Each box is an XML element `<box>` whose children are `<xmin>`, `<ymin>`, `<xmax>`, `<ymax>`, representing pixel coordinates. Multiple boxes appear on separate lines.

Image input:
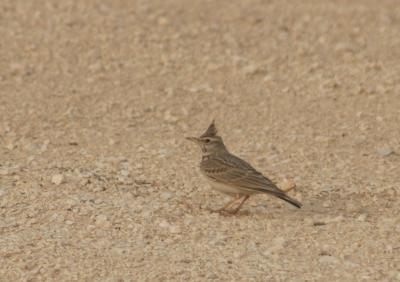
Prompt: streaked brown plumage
<box><xmin>186</xmin><ymin>120</ymin><xmax>302</xmax><ymax>214</ymax></box>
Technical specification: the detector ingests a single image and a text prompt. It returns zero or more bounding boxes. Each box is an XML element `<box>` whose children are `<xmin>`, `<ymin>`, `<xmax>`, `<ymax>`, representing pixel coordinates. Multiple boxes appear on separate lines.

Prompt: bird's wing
<box><xmin>201</xmin><ymin>154</ymin><xmax>285</xmax><ymax>196</ymax></box>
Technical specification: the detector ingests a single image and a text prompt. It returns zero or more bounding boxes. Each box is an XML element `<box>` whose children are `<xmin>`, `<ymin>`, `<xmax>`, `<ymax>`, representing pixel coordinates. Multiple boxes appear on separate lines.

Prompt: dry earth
<box><xmin>1</xmin><ymin>0</ymin><xmax>399</xmax><ymax>281</ymax></box>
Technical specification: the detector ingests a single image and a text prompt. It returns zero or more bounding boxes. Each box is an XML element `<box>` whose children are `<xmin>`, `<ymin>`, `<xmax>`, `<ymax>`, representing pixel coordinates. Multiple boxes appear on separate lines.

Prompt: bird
<box><xmin>186</xmin><ymin>120</ymin><xmax>302</xmax><ymax>214</ymax></box>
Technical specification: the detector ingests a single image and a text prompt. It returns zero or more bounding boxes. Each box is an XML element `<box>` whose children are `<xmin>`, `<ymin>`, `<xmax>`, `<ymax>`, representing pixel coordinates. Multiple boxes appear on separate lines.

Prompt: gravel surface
<box><xmin>1</xmin><ymin>0</ymin><xmax>399</xmax><ymax>281</ymax></box>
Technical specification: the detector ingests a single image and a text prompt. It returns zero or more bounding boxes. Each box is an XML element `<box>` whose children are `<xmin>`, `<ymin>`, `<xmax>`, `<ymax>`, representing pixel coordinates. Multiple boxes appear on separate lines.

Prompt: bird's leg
<box><xmin>216</xmin><ymin>195</ymin><xmax>241</xmax><ymax>213</ymax></box>
<box><xmin>230</xmin><ymin>195</ymin><xmax>250</xmax><ymax>214</ymax></box>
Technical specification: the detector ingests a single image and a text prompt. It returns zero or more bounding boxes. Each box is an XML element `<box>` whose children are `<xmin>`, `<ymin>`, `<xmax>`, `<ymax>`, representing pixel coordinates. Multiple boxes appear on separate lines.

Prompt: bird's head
<box><xmin>186</xmin><ymin>120</ymin><xmax>227</xmax><ymax>155</ymax></box>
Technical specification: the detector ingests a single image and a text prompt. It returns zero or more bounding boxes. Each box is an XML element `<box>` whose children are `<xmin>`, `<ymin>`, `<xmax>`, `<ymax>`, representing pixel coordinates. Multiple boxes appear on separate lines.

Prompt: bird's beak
<box><xmin>186</xmin><ymin>137</ymin><xmax>200</xmax><ymax>143</ymax></box>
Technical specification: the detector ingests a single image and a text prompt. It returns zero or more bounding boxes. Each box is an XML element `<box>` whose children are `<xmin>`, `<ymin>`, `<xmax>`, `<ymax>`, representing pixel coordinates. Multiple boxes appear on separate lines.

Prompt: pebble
<box><xmin>233</xmin><ymin>251</ymin><xmax>241</xmax><ymax>259</ymax></box>
<box><xmin>169</xmin><ymin>225</ymin><xmax>181</xmax><ymax>234</ymax></box>
<box><xmin>279</xmin><ymin>179</ymin><xmax>296</xmax><ymax>192</ymax></box>
<box><xmin>378</xmin><ymin>218</ymin><xmax>396</xmax><ymax>231</ymax></box>
<box><xmin>159</xmin><ymin>220</ymin><xmax>170</xmax><ymax>229</ymax></box>
<box><xmin>88</xmin><ymin>62</ymin><xmax>102</xmax><ymax>72</ymax></box>
<box><xmin>112</xmin><ymin>247</ymin><xmax>125</xmax><ymax>256</ymax></box>
<box><xmin>95</xmin><ymin>215</ymin><xmax>111</xmax><ymax>228</ymax></box>
<box><xmin>357</xmin><ymin>213</ymin><xmax>368</xmax><ymax>222</ymax></box>
<box><xmin>157</xmin><ymin>17</ymin><xmax>169</xmax><ymax>26</ymax></box>
<box><xmin>376</xmin><ymin>147</ymin><xmax>394</xmax><ymax>157</ymax></box>
<box><xmin>94</xmin><ymin>199</ymin><xmax>103</xmax><ymax>205</ymax></box>
<box><xmin>242</xmin><ymin>64</ymin><xmax>259</xmax><ymax>75</ymax></box>
<box><xmin>189</xmin><ymin>84</ymin><xmax>213</xmax><ymax>93</ymax></box>
<box><xmin>293</xmin><ymin>176</ymin><xmax>302</xmax><ymax>183</ymax></box>
<box><xmin>0</xmin><ymin>168</ymin><xmax>10</xmax><ymax>175</ymax></box>
<box><xmin>344</xmin><ymin>260</ymin><xmax>360</xmax><ymax>268</ymax></box>
<box><xmin>40</xmin><ymin>140</ymin><xmax>50</xmax><ymax>152</ymax></box>
<box><xmin>160</xmin><ymin>192</ymin><xmax>173</xmax><ymax>201</ymax></box>
<box><xmin>322</xmin><ymin>201</ymin><xmax>332</xmax><ymax>208</ymax></box>
<box><xmin>51</xmin><ymin>174</ymin><xmax>64</xmax><ymax>185</ymax></box>
<box><xmin>5</xmin><ymin>141</ymin><xmax>15</xmax><ymax>150</ymax></box>
<box><xmin>120</xmin><ymin>169</ymin><xmax>130</xmax><ymax>177</ymax></box>
<box><xmin>319</xmin><ymin>255</ymin><xmax>339</xmax><ymax>264</ymax></box>
<box><xmin>334</xmin><ymin>42</ymin><xmax>355</xmax><ymax>53</ymax></box>
<box><xmin>243</xmin><ymin>64</ymin><xmax>268</xmax><ymax>76</ymax></box>
<box><xmin>303</xmin><ymin>217</ymin><xmax>314</xmax><ymax>226</ymax></box>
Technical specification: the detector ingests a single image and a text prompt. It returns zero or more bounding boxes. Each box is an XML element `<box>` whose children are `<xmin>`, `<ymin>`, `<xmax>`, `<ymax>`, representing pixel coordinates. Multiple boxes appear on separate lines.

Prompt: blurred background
<box><xmin>0</xmin><ymin>0</ymin><xmax>399</xmax><ymax>281</ymax></box>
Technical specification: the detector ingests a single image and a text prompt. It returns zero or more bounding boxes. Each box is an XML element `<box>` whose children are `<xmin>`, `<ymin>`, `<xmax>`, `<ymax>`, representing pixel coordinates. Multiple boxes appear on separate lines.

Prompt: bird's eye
<box><xmin>204</xmin><ymin>138</ymin><xmax>211</xmax><ymax>143</ymax></box>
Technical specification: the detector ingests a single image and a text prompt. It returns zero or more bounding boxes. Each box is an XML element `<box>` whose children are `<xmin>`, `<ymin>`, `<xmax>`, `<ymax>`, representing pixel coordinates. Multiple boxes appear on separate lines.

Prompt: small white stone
<box><xmin>344</xmin><ymin>260</ymin><xmax>359</xmax><ymax>268</ymax></box>
<box><xmin>160</xmin><ymin>192</ymin><xmax>173</xmax><ymax>201</ymax></box>
<box><xmin>334</xmin><ymin>42</ymin><xmax>354</xmax><ymax>53</ymax></box>
<box><xmin>159</xmin><ymin>220</ymin><xmax>170</xmax><ymax>228</ymax></box>
<box><xmin>88</xmin><ymin>62</ymin><xmax>102</xmax><ymax>72</ymax></box>
<box><xmin>0</xmin><ymin>169</ymin><xmax>10</xmax><ymax>175</ymax></box>
<box><xmin>303</xmin><ymin>217</ymin><xmax>314</xmax><ymax>226</ymax></box>
<box><xmin>157</xmin><ymin>17</ymin><xmax>169</xmax><ymax>26</ymax></box>
<box><xmin>242</xmin><ymin>64</ymin><xmax>259</xmax><ymax>75</ymax></box>
<box><xmin>357</xmin><ymin>213</ymin><xmax>368</xmax><ymax>222</ymax></box>
<box><xmin>51</xmin><ymin>174</ymin><xmax>64</xmax><ymax>185</ymax></box>
<box><xmin>319</xmin><ymin>255</ymin><xmax>339</xmax><ymax>264</ymax></box>
<box><xmin>183</xmin><ymin>216</ymin><xmax>193</xmax><ymax>226</ymax></box>
<box><xmin>293</xmin><ymin>176</ymin><xmax>302</xmax><ymax>182</ymax></box>
<box><xmin>40</xmin><ymin>140</ymin><xmax>50</xmax><ymax>152</ymax></box>
<box><xmin>377</xmin><ymin>147</ymin><xmax>394</xmax><ymax>157</ymax></box>
<box><xmin>94</xmin><ymin>199</ymin><xmax>103</xmax><ymax>205</ymax></box>
<box><xmin>322</xmin><ymin>201</ymin><xmax>332</xmax><ymax>208</ymax></box>
<box><xmin>169</xmin><ymin>225</ymin><xmax>181</xmax><ymax>234</ymax></box>
<box><xmin>242</xmin><ymin>63</ymin><xmax>266</xmax><ymax>76</ymax></box>
<box><xmin>233</xmin><ymin>251</ymin><xmax>241</xmax><ymax>258</ymax></box>
<box><xmin>279</xmin><ymin>179</ymin><xmax>296</xmax><ymax>192</ymax></box>
<box><xmin>120</xmin><ymin>169</ymin><xmax>130</xmax><ymax>177</ymax></box>
<box><xmin>5</xmin><ymin>141</ymin><xmax>15</xmax><ymax>150</ymax></box>
<box><xmin>95</xmin><ymin>215</ymin><xmax>111</xmax><ymax>228</ymax></box>
<box><xmin>112</xmin><ymin>247</ymin><xmax>125</xmax><ymax>255</ymax></box>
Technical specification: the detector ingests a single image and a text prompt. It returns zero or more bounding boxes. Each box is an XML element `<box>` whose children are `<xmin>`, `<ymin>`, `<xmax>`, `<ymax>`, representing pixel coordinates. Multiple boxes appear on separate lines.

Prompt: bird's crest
<box><xmin>200</xmin><ymin>120</ymin><xmax>217</xmax><ymax>138</ymax></box>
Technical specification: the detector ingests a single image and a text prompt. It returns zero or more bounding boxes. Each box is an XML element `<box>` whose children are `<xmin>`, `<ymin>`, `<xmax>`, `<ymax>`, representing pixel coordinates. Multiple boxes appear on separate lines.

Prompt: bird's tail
<box><xmin>277</xmin><ymin>194</ymin><xmax>302</xmax><ymax>208</ymax></box>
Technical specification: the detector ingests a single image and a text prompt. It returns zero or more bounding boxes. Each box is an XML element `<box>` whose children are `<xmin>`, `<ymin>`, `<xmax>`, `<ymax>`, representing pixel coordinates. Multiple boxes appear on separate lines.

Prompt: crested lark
<box><xmin>186</xmin><ymin>121</ymin><xmax>302</xmax><ymax>214</ymax></box>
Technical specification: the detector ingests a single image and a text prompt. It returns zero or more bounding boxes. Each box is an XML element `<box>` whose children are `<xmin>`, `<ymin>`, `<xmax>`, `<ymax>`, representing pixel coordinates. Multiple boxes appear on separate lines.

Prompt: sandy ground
<box><xmin>1</xmin><ymin>0</ymin><xmax>400</xmax><ymax>281</ymax></box>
